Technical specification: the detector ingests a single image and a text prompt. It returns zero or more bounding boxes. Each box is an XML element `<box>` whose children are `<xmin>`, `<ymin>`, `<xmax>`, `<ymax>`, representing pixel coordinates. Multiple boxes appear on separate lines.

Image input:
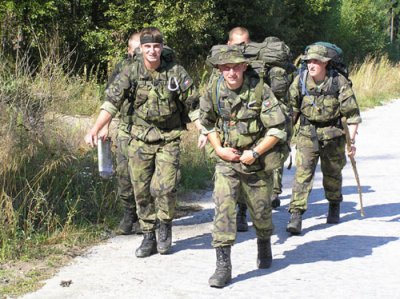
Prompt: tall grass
<box><xmin>0</xmin><ymin>41</ymin><xmax>117</xmax><ymax>266</ymax></box>
<box><xmin>180</xmin><ymin>123</ymin><xmax>214</xmax><ymax>192</ymax></box>
<box><xmin>351</xmin><ymin>55</ymin><xmax>400</xmax><ymax>109</ymax></box>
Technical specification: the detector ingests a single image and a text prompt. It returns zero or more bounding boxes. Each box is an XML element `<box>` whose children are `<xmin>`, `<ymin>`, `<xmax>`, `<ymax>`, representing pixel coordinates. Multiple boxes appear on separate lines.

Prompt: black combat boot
<box><xmin>286</xmin><ymin>210</ymin><xmax>302</xmax><ymax>235</ymax></box>
<box><xmin>135</xmin><ymin>231</ymin><xmax>157</xmax><ymax>258</ymax></box>
<box><xmin>257</xmin><ymin>238</ymin><xmax>272</xmax><ymax>269</ymax></box>
<box><xmin>209</xmin><ymin>246</ymin><xmax>232</xmax><ymax>288</ymax></box>
<box><xmin>236</xmin><ymin>203</ymin><xmax>249</xmax><ymax>232</ymax></box>
<box><xmin>271</xmin><ymin>193</ymin><xmax>281</xmax><ymax>209</ymax></box>
<box><xmin>131</xmin><ymin>220</ymin><xmax>142</xmax><ymax>235</ymax></box>
<box><xmin>327</xmin><ymin>202</ymin><xmax>340</xmax><ymax>224</ymax></box>
<box><xmin>118</xmin><ymin>208</ymin><xmax>136</xmax><ymax>235</ymax></box>
<box><xmin>157</xmin><ymin>222</ymin><xmax>172</xmax><ymax>254</ymax></box>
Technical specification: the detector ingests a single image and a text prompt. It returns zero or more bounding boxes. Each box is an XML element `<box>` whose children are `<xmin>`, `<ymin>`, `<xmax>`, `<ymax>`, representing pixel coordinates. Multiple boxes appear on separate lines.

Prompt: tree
<box><xmin>338</xmin><ymin>0</ymin><xmax>388</xmax><ymax>61</ymax></box>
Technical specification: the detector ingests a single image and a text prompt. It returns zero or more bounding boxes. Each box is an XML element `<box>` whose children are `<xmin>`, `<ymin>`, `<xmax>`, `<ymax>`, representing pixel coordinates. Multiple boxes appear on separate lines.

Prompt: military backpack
<box><xmin>207</xmin><ymin>37</ymin><xmax>296</xmax><ymax>103</ymax></box>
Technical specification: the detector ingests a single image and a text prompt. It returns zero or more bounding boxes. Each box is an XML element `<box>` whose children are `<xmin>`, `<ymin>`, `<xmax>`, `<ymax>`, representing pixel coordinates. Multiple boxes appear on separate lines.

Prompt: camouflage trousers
<box><xmin>116</xmin><ymin>133</ymin><xmax>135</xmax><ymax>211</ymax></box>
<box><xmin>289</xmin><ymin>132</ymin><xmax>346</xmax><ymax>213</ymax></box>
<box><xmin>272</xmin><ymin>166</ymin><xmax>283</xmax><ymax>195</ymax></box>
<box><xmin>237</xmin><ymin>163</ymin><xmax>283</xmax><ymax>206</ymax></box>
<box><xmin>128</xmin><ymin>138</ymin><xmax>180</xmax><ymax>232</ymax></box>
<box><xmin>212</xmin><ymin>160</ymin><xmax>274</xmax><ymax>248</ymax></box>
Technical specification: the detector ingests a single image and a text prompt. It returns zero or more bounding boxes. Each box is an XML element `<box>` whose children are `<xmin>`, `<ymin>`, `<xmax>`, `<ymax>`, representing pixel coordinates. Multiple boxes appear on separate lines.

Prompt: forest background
<box><xmin>1</xmin><ymin>0</ymin><xmax>400</xmax><ymax>296</ymax></box>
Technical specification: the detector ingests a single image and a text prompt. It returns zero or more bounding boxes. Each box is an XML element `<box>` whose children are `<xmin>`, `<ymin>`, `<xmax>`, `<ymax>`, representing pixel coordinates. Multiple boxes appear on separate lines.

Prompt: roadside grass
<box><xmin>179</xmin><ymin>123</ymin><xmax>214</xmax><ymax>192</ymax></box>
<box><xmin>1</xmin><ymin>46</ymin><xmax>399</xmax><ymax>298</ymax></box>
<box><xmin>351</xmin><ymin>55</ymin><xmax>400</xmax><ymax>109</ymax></box>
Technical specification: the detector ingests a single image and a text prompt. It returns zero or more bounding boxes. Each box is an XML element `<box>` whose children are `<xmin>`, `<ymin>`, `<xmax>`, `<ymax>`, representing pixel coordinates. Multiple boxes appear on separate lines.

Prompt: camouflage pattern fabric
<box><xmin>103</xmin><ymin>55</ymin><xmax>198</xmax><ymax>232</ymax></box>
<box><xmin>212</xmin><ymin>160</ymin><xmax>274</xmax><ymax>247</ymax></box>
<box><xmin>104</xmin><ymin>56</ymin><xmax>198</xmax><ymax>133</ymax></box>
<box><xmin>128</xmin><ymin>138</ymin><xmax>180</xmax><ymax>232</ymax></box>
<box><xmin>200</xmin><ymin>76</ymin><xmax>288</xmax><ymax>149</ymax></box>
<box><xmin>200</xmin><ymin>70</ymin><xmax>289</xmax><ymax>247</ymax></box>
<box><xmin>102</xmin><ymin>56</ymin><xmax>136</xmax><ymax>212</ymax></box>
<box><xmin>290</xmin><ymin>72</ymin><xmax>361</xmax><ymax>125</ymax></box>
<box><xmin>289</xmin><ymin>131</ymin><xmax>346</xmax><ymax>212</ymax></box>
<box><xmin>301</xmin><ymin>44</ymin><xmax>333</xmax><ymax>62</ymax></box>
<box><xmin>116</xmin><ymin>135</ymin><xmax>135</xmax><ymax>210</ymax></box>
<box><xmin>105</xmin><ymin>55</ymin><xmax>137</xmax><ymax>134</ymax></box>
<box><xmin>288</xmin><ymin>70</ymin><xmax>362</xmax><ymax>213</ymax></box>
<box><xmin>272</xmin><ymin>166</ymin><xmax>283</xmax><ymax>195</ymax></box>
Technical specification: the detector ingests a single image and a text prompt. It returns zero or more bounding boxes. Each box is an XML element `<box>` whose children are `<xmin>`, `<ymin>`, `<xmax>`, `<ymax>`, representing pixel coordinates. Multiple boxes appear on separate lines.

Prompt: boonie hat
<box><xmin>208</xmin><ymin>46</ymin><xmax>248</xmax><ymax>67</ymax></box>
<box><xmin>301</xmin><ymin>44</ymin><xmax>331</xmax><ymax>62</ymax></box>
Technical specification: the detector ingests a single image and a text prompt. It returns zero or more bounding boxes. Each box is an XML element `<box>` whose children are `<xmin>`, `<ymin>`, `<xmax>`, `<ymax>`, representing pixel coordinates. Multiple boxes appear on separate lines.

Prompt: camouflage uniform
<box><xmin>102</xmin><ymin>54</ymin><xmax>198</xmax><ymax>233</ymax></box>
<box><xmin>101</xmin><ymin>56</ymin><xmax>137</xmax><ymax>215</ymax></box>
<box><xmin>289</xmin><ymin>50</ymin><xmax>361</xmax><ymax>214</ymax></box>
<box><xmin>200</xmin><ymin>73</ymin><xmax>288</xmax><ymax>248</ymax></box>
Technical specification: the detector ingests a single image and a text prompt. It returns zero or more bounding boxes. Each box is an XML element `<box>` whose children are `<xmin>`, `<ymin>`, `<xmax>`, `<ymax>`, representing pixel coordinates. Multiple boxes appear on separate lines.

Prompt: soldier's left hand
<box><xmin>347</xmin><ymin>145</ymin><xmax>356</xmax><ymax>158</ymax></box>
<box><xmin>240</xmin><ymin>150</ymin><xmax>256</xmax><ymax>165</ymax></box>
<box><xmin>197</xmin><ymin>134</ymin><xmax>208</xmax><ymax>149</ymax></box>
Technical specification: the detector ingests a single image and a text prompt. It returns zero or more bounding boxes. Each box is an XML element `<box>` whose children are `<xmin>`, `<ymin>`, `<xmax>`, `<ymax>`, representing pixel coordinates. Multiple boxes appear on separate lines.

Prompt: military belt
<box><xmin>299</xmin><ymin>115</ymin><xmax>342</xmax><ymax>128</ymax></box>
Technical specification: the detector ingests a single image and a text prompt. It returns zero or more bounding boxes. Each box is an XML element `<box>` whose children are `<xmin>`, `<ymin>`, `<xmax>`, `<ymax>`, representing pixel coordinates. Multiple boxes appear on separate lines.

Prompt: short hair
<box><xmin>228</xmin><ymin>27</ymin><xmax>250</xmax><ymax>44</ymax></box>
<box><xmin>140</xmin><ymin>27</ymin><xmax>163</xmax><ymax>44</ymax></box>
<box><xmin>128</xmin><ymin>32</ymin><xmax>141</xmax><ymax>50</ymax></box>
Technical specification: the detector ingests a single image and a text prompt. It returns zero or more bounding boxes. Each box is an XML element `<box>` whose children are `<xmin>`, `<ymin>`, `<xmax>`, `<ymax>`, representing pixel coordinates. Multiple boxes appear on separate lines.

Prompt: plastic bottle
<box><xmin>97</xmin><ymin>137</ymin><xmax>113</xmax><ymax>179</ymax></box>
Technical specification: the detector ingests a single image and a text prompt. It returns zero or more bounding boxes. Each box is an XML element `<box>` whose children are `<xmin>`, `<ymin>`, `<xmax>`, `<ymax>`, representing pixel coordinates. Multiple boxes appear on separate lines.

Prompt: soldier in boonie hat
<box><xmin>301</xmin><ymin>44</ymin><xmax>331</xmax><ymax>62</ymax></box>
<box><xmin>208</xmin><ymin>46</ymin><xmax>248</xmax><ymax>67</ymax></box>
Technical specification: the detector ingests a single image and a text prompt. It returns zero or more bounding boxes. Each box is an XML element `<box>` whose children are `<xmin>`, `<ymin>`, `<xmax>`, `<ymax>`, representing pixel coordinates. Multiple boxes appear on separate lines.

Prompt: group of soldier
<box><xmin>85</xmin><ymin>26</ymin><xmax>361</xmax><ymax>288</ymax></box>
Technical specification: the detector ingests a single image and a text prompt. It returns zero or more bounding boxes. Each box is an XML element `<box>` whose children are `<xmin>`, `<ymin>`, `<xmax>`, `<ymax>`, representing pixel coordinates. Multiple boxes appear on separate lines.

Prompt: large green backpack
<box><xmin>207</xmin><ymin>37</ymin><xmax>296</xmax><ymax>103</ymax></box>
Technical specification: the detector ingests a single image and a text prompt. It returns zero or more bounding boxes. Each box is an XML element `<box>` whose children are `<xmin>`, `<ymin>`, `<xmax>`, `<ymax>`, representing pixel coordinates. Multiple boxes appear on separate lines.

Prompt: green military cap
<box><xmin>301</xmin><ymin>44</ymin><xmax>332</xmax><ymax>62</ymax></box>
<box><xmin>208</xmin><ymin>45</ymin><xmax>248</xmax><ymax>67</ymax></box>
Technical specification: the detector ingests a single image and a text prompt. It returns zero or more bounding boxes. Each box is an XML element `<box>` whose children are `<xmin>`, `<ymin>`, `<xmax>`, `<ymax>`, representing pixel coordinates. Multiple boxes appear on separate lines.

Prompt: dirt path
<box><xmin>22</xmin><ymin>100</ymin><xmax>400</xmax><ymax>299</ymax></box>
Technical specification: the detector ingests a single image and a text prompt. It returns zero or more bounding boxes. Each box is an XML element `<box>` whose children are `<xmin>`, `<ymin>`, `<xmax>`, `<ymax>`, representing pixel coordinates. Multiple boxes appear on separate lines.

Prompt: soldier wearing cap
<box><xmin>286</xmin><ymin>43</ymin><xmax>361</xmax><ymax>235</ymax></box>
<box><xmin>200</xmin><ymin>46</ymin><xmax>289</xmax><ymax>288</ymax></box>
<box><xmin>86</xmin><ymin>27</ymin><xmax>201</xmax><ymax>257</ymax></box>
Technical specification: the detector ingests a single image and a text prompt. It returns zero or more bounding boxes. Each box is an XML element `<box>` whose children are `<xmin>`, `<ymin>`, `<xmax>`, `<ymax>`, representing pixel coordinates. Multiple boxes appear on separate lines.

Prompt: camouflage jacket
<box><xmin>102</xmin><ymin>55</ymin><xmax>199</xmax><ymax>142</ymax></box>
<box><xmin>200</xmin><ymin>74</ymin><xmax>288</xmax><ymax>150</ymax></box>
<box><xmin>290</xmin><ymin>70</ymin><xmax>361</xmax><ymax>140</ymax></box>
<box><xmin>102</xmin><ymin>54</ymin><xmax>135</xmax><ymax>136</ymax></box>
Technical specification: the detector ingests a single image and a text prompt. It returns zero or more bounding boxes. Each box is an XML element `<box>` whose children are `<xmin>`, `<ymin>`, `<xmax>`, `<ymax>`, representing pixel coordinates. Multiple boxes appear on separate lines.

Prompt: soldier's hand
<box><xmin>197</xmin><ymin>134</ymin><xmax>208</xmax><ymax>149</ymax></box>
<box><xmin>216</xmin><ymin>147</ymin><xmax>241</xmax><ymax>162</ymax></box>
<box><xmin>240</xmin><ymin>150</ymin><xmax>256</xmax><ymax>165</ymax></box>
<box><xmin>84</xmin><ymin>129</ymin><xmax>98</xmax><ymax>147</ymax></box>
<box><xmin>347</xmin><ymin>145</ymin><xmax>356</xmax><ymax>158</ymax></box>
<box><xmin>98</xmin><ymin>125</ymin><xmax>109</xmax><ymax>139</ymax></box>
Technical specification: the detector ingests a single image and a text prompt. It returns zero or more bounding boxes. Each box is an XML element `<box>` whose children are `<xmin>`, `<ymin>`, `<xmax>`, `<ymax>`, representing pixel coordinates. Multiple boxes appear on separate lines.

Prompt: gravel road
<box><xmin>22</xmin><ymin>100</ymin><xmax>400</xmax><ymax>299</ymax></box>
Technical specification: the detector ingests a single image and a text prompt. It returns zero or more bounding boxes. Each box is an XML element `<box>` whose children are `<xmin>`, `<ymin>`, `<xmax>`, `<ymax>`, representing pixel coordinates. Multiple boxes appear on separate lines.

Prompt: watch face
<box><xmin>252</xmin><ymin>150</ymin><xmax>259</xmax><ymax>158</ymax></box>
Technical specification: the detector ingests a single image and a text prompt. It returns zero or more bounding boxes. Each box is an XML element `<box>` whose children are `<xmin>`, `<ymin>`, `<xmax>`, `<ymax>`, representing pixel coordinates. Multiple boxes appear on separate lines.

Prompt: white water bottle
<box><xmin>97</xmin><ymin>137</ymin><xmax>113</xmax><ymax>179</ymax></box>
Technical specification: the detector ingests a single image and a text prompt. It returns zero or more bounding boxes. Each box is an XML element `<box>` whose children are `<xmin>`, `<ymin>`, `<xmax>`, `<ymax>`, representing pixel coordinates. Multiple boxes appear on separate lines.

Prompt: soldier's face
<box><xmin>219</xmin><ymin>63</ymin><xmax>247</xmax><ymax>89</ymax></box>
<box><xmin>227</xmin><ymin>33</ymin><xmax>250</xmax><ymax>45</ymax></box>
<box><xmin>307</xmin><ymin>59</ymin><xmax>328</xmax><ymax>79</ymax></box>
<box><xmin>141</xmin><ymin>43</ymin><xmax>163</xmax><ymax>63</ymax></box>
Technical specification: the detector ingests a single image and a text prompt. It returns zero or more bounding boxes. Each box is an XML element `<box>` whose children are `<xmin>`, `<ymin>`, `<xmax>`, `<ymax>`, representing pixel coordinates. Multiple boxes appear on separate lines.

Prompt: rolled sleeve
<box><xmin>266</xmin><ymin>127</ymin><xmax>287</xmax><ymax>141</ymax></box>
<box><xmin>100</xmin><ymin>101</ymin><xmax>119</xmax><ymax>117</ymax></box>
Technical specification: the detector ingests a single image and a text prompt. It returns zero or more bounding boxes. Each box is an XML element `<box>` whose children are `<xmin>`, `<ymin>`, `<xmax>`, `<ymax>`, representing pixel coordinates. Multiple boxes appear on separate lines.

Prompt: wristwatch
<box><xmin>350</xmin><ymin>138</ymin><xmax>356</xmax><ymax>145</ymax></box>
<box><xmin>252</xmin><ymin>149</ymin><xmax>260</xmax><ymax>159</ymax></box>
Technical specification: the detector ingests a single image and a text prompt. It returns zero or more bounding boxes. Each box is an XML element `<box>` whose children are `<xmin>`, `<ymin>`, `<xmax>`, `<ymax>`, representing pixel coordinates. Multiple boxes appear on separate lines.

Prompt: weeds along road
<box><xmin>22</xmin><ymin>100</ymin><xmax>400</xmax><ymax>299</ymax></box>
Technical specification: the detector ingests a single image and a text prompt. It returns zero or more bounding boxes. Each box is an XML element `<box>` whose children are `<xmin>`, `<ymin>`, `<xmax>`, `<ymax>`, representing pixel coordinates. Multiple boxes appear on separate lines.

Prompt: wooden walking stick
<box><xmin>341</xmin><ymin>117</ymin><xmax>365</xmax><ymax>216</ymax></box>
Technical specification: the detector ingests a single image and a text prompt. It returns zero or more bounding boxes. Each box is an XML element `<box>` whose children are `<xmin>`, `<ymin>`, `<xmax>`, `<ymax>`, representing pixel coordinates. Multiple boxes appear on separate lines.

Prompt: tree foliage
<box><xmin>0</xmin><ymin>0</ymin><xmax>397</xmax><ymax>78</ymax></box>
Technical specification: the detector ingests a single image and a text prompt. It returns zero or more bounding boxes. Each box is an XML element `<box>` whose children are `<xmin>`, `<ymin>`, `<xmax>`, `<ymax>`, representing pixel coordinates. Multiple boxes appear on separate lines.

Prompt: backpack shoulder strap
<box><xmin>212</xmin><ymin>74</ymin><xmax>225</xmax><ymax>115</ymax></box>
<box><xmin>254</xmin><ymin>74</ymin><xmax>264</xmax><ymax>106</ymax></box>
